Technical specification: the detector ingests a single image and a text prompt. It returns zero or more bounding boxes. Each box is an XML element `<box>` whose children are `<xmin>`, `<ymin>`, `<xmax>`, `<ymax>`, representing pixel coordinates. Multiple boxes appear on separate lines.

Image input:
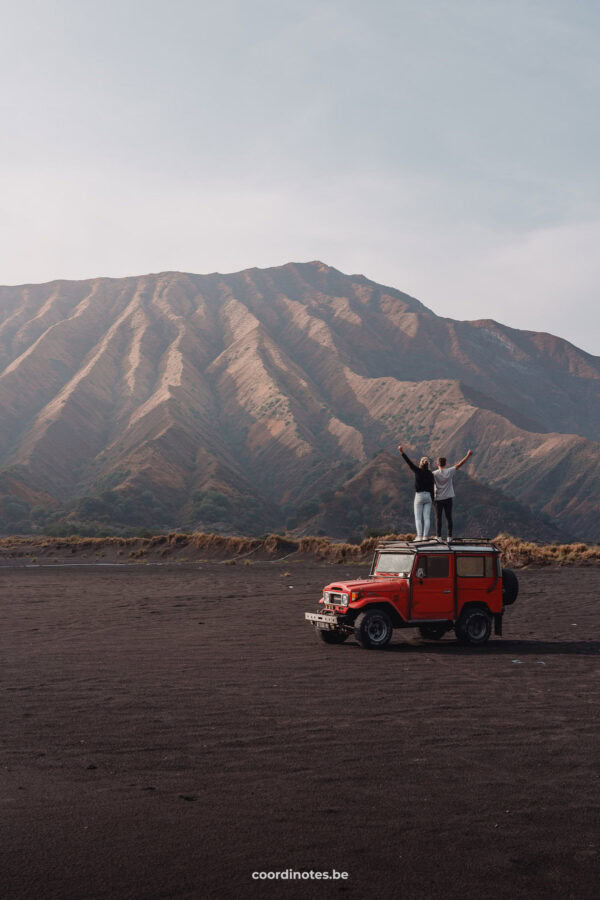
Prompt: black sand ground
<box><xmin>1</xmin><ymin>564</ymin><xmax>599</xmax><ymax>899</ymax></box>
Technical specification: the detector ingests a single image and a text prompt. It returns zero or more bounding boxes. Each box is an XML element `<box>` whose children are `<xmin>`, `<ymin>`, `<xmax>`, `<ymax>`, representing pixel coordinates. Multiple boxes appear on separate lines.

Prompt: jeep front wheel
<box><xmin>455</xmin><ymin>608</ymin><xmax>492</xmax><ymax>646</ymax></box>
<box><xmin>317</xmin><ymin>629</ymin><xmax>348</xmax><ymax>645</ymax></box>
<box><xmin>354</xmin><ymin>610</ymin><xmax>393</xmax><ymax>649</ymax></box>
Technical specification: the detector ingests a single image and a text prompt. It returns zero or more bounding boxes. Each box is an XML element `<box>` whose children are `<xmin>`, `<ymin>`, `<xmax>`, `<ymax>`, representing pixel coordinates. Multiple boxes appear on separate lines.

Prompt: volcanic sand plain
<box><xmin>1</xmin><ymin>563</ymin><xmax>599</xmax><ymax>899</ymax></box>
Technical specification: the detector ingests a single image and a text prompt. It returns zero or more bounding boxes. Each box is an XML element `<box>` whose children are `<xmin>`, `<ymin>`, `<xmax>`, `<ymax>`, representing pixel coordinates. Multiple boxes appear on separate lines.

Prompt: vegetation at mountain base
<box><xmin>0</xmin><ymin>531</ymin><xmax>598</xmax><ymax>568</ymax></box>
<box><xmin>0</xmin><ymin>451</ymin><xmax>565</xmax><ymax>543</ymax></box>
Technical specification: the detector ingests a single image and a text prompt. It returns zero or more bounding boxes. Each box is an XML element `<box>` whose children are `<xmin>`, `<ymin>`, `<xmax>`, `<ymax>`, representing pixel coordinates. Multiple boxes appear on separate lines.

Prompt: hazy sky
<box><xmin>1</xmin><ymin>0</ymin><xmax>599</xmax><ymax>353</ymax></box>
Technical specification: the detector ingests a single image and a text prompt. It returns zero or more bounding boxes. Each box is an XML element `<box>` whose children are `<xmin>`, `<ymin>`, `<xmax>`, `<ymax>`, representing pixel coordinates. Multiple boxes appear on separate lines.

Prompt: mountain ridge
<box><xmin>0</xmin><ymin>261</ymin><xmax>598</xmax><ymax>539</ymax></box>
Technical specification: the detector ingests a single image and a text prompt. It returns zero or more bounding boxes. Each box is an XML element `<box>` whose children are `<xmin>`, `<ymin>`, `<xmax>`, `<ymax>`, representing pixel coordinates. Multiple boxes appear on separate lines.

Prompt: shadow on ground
<box><xmin>377</xmin><ymin>638</ymin><xmax>600</xmax><ymax>656</ymax></box>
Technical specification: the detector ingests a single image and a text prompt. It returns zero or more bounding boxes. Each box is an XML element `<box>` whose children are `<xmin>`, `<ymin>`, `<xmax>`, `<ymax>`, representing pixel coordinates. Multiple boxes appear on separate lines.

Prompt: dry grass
<box><xmin>0</xmin><ymin>532</ymin><xmax>597</xmax><ymax>567</ymax></box>
<box><xmin>494</xmin><ymin>534</ymin><xmax>600</xmax><ymax>568</ymax></box>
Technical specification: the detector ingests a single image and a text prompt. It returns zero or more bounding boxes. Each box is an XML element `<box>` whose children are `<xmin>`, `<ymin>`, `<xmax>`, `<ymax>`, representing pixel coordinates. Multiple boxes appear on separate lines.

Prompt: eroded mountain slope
<box><xmin>0</xmin><ymin>262</ymin><xmax>598</xmax><ymax>537</ymax></box>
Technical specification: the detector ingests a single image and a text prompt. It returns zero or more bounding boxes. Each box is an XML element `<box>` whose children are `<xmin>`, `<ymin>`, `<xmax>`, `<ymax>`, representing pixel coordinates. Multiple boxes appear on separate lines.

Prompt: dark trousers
<box><xmin>435</xmin><ymin>498</ymin><xmax>453</xmax><ymax>537</ymax></box>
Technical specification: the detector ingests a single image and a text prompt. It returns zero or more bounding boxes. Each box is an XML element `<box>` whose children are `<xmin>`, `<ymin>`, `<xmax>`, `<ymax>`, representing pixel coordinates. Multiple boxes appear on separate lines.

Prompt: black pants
<box><xmin>435</xmin><ymin>498</ymin><xmax>453</xmax><ymax>537</ymax></box>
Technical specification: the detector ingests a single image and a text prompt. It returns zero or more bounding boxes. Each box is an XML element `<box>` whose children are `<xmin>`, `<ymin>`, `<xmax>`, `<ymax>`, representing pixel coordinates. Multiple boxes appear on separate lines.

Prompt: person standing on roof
<box><xmin>397</xmin><ymin>445</ymin><xmax>435</xmax><ymax>539</ymax></box>
<box><xmin>433</xmin><ymin>450</ymin><xmax>473</xmax><ymax>538</ymax></box>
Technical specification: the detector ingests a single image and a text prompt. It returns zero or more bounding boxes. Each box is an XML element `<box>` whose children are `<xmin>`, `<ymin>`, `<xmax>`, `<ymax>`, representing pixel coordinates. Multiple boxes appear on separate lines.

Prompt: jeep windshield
<box><xmin>373</xmin><ymin>552</ymin><xmax>414</xmax><ymax>576</ymax></box>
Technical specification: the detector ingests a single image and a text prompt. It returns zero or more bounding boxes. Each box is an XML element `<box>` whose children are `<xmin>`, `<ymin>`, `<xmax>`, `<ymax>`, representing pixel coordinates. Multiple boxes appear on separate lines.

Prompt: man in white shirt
<box><xmin>433</xmin><ymin>449</ymin><xmax>473</xmax><ymax>538</ymax></box>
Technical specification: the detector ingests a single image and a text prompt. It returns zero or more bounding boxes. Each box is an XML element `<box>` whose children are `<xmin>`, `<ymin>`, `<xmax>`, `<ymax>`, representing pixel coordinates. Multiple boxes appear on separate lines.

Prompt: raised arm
<box><xmin>454</xmin><ymin>449</ymin><xmax>474</xmax><ymax>470</ymax></box>
<box><xmin>397</xmin><ymin>445</ymin><xmax>419</xmax><ymax>473</ymax></box>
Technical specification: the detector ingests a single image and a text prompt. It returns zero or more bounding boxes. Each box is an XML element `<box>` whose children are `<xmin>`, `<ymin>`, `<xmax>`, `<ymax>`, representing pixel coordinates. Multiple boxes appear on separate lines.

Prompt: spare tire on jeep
<box><xmin>502</xmin><ymin>568</ymin><xmax>519</xmax><ymax>606</ymax></box>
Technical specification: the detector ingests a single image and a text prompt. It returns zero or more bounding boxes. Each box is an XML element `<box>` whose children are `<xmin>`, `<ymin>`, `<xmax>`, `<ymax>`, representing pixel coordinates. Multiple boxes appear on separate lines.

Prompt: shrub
<box><xmin>298</xmin><ymin>501</ymin><xmax>319</xmax><ymax>519</ymax></box>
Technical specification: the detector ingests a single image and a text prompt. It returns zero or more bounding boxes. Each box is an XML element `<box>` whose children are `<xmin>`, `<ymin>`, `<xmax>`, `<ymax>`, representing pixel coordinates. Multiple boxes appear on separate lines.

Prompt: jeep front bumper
<box><xmin>305</xmin><ymin>612</ymin><xmax>353</xmax><ymax>632</ymax></box>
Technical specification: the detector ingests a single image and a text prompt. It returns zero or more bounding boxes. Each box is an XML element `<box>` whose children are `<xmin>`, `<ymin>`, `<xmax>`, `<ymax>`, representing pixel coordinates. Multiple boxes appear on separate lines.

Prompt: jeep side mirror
<box><xmin>416</xmin><ymin>568</ymin><xmax>425</xmax><ymax>581</ymax></box>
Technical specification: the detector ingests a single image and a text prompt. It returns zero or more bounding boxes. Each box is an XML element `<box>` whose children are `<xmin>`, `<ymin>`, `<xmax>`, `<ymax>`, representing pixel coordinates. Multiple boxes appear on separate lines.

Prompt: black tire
<box><xmin>455</xmin><ymin>607</ymin><xmax>492</xmax><ymax>646</ymax></box>
<box><xmin>502</xmin><ymin>568</ymin><xmax>519</xmax><ymax>606</ymax></box>
<box><xmin>354</xmin><ymin>609</ymin><xmax>393</xmax><ymax>649</ymax></box>
<box><xmin>418</xmin><ymin>624</ymin><xmax>447</xmax><ymax>641</ymax></box>
<box><xmin>317</xmin><ymin>629</ymin><xmax>348</xmax><ymax>645</ymax></box>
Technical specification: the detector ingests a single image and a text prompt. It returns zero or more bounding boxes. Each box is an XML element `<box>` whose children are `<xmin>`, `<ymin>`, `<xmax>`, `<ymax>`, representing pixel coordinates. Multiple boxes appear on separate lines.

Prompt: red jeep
<box><xmin>305</xmin><ymin>539</ymin><xmax>519</xmax><ymax>648</ymax></box>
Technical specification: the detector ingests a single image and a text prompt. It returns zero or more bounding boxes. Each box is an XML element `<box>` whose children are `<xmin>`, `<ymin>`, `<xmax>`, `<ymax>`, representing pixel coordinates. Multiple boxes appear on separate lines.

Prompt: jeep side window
<box><xmin>484</xmin><ymin>556</ymin><xmax>497</xmax><ymax>577</ymax></box>
<box><xmin>457</xmin><ymin>556</ymin><xmax>486</xmax><ymax>577</ymax></box>
<box><xmin>416</xmin><ymin>555</ymin><xmax>449</xmax><ymax>578</ymax></box>
<box><xmin>427</xmin><ymin>555</ymin><xmax>449</xmax><ymax>578</ymax></box>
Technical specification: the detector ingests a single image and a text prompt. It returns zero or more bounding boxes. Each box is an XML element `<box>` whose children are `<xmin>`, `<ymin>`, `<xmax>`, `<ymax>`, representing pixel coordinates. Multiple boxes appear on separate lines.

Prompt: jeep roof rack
<box><xmin>376</xmin><ymin>537</ymin><xmax>500</xmax><ymax>552</ymax></box>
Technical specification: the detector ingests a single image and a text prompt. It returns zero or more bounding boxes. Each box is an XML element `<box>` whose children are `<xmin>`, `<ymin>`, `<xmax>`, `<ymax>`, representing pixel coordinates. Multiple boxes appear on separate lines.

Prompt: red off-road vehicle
<box><xmin>305</xmin><ymin>539</ymin><xmax>519</xmax><ymax>648</ymax></box>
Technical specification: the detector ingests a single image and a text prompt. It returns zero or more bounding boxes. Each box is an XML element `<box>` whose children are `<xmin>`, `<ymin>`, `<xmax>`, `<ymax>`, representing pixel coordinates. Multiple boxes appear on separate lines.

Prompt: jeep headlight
<box><xmin>340</xmin><ymin>592</ymin><xmax>349</xmax><ymax>606</ymax></box>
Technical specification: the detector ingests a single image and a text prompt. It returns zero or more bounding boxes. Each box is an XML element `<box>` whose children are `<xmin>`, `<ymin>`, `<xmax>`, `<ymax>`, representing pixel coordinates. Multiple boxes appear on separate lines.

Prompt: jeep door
<box><xmin>455</xmin><ymin>554</ymin><xmax>500</xmax><ymax>613</ymax></box>
<box><xmin>410</xmin><ymin>553</ymin><xmax>454</xmax><ymax>619</ymax></box>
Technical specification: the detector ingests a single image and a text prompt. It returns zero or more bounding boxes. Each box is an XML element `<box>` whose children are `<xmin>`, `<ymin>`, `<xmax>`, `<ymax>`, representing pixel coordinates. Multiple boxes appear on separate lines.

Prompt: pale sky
<box><xmin>1</xmin><ymin>0</ymin><xmax>599</xmax><ymax>353</ymax></box>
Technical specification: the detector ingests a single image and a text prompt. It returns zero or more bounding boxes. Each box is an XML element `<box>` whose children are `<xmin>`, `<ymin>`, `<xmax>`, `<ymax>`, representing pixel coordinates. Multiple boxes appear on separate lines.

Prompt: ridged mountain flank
<box><xmin>0</xmin><ymin>262</ymin><xmax>598</xmax><ymax>539</ymax></box>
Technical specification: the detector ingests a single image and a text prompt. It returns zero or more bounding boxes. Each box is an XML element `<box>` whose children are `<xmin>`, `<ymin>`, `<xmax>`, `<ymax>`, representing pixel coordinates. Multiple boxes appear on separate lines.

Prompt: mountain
<box><xmin>0</xmin><ymin>261</ymin><xmax>598</xmax><ymax>539</ymax></box>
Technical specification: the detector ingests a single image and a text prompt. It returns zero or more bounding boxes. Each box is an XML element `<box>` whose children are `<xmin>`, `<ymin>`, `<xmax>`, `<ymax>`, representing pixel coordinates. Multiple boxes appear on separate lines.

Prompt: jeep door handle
<box><xmin>442</xmin><ymin>590</ymin><xmax>451</xmax><ymax>594</ymax></box>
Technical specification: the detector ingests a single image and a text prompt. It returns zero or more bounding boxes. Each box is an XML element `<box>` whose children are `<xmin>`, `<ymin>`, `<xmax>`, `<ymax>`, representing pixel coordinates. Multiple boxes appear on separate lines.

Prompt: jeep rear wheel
<box><xmin>418</xmin><ymin>625</ymin><xmax>447</xmax><ymax>641</ymax></box>
<box><xmin>317</xmin><ymin>629</ymin><xmax>348</xmax><ymax>645</ymax></box>
<box><xmin>455</xmin><ymin>607</ymin><xmax>492</xmax><ymax>645</ymax></box>
<box><xmin>354</xmin><ymin>609</ymin><xmax>393</xmax><ymax>649</ymax></box>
